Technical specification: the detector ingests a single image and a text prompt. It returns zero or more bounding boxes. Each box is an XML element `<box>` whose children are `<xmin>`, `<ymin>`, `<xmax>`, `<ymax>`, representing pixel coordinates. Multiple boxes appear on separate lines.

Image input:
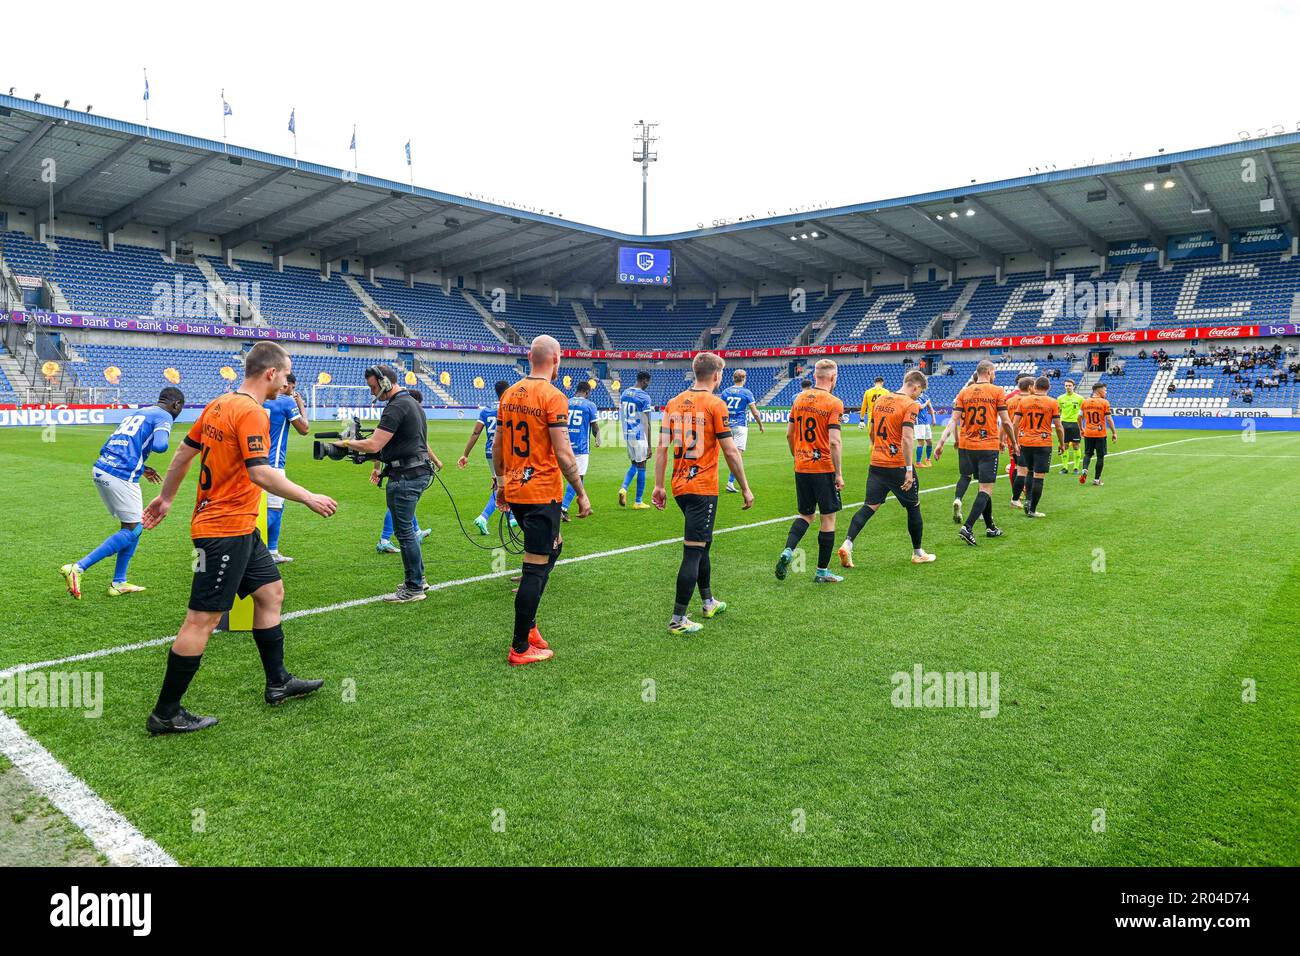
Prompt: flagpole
<box><xmin>221</xmin><ymin>89</ymin><xmax>227</xmax><ymax>152</ymax></box>
<box><xmin>143</xmin><ymin>68</ymin><xmax>150</xmax><ymax>137</ymax></box>
<box><xmin>407</xmin><ymin>140</ymin><xmax>414</xmax><ymax>192</ymax></box>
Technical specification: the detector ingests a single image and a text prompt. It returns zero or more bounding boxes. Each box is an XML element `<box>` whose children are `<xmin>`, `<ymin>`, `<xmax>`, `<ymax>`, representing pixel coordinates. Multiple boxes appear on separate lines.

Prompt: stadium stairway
<box><xmin>340</xmin><ymin>274</ymin><xmax>407</xmax><ymax>336</ymax></box>
<box><xmin>460</xmin><ymin>289</ymin><xmax>523</xmax><ymax>346</ymax></box>
<box><xmin>806</xmin><ymin>290</ymin><xmax>852</xmax><ymax>345</ymax></box>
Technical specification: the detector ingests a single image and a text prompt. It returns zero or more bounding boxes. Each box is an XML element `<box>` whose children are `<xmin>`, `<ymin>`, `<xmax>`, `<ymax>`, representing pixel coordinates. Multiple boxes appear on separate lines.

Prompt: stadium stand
<box><xmin>469</xmin><ymin>292</ymin><xmax>583</xmax><ymax>349</ymax></box>
<box><xmin>823</xmin><ymin>280</ymin><xmax>965</xmax><ymax>344</ymax></box>
<box><xmin>209</xmin><ymin>259</ymin><xmax>375</xmax><ymax>336</ymax></box>
<box><xmin>725</xmin><ymin>293</ymin><xmax>835</xmax><ymax>348</ymax></box>
<box><xmin>2</xmin><ymin>232</ymin><xmax>208</xmax><ymax>319</ymax></box>
<box><xmin>368</xmin><ymin>279</ymin><xmax>492</xmax><ymax>342</ymax></box>
<box><xmin>584</xmin><ymin>298</ymin><xmax>721</xmax><ymax>350</ymax></box>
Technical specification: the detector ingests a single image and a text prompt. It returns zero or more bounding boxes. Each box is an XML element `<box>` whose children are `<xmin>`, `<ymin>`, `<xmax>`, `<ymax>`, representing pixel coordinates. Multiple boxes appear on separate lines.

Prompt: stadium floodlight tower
<box><xmin>632</xmin><ymin>120</ymin><xmax>659</xmax><ymax>235</ymax></box>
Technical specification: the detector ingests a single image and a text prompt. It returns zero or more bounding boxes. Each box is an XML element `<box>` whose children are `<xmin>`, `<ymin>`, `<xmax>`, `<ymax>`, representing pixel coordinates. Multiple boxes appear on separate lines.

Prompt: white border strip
<box><xmin>0</xmin><ymin>712</ymin><xmax>178</xmax><ymax>866</ymax></box>
<box><xmin>0</xmin><ymin>431</ymin><xmax>1231</xmax><ymax>867</ymax></box>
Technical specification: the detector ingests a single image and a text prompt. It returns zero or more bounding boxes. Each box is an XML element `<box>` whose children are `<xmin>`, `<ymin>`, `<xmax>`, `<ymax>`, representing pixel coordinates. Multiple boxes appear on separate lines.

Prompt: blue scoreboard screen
<box><xmin>617</xmin><ymin>247</ymin><xmax>672</xmax><ymax>286</ymax></box>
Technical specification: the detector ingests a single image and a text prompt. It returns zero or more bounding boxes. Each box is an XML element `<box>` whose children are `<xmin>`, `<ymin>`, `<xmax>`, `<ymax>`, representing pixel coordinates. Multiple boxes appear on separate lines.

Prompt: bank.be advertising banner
<box><xmin>0</xmin><ymin>309</ymin><xmax>1288</xmax><ymax>364</ymax></box>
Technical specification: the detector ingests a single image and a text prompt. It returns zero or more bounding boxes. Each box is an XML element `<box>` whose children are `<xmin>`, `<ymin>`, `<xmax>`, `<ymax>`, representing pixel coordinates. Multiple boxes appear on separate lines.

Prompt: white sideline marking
<box><xmin>0</xmin><ymin>430</ymin><xmax>1234</xmax><ymax>868</ymax></box>
<box><xmin>0</xmin><ymin>712</ymin><xmax>178</xmax><ymax>866</ymax></box>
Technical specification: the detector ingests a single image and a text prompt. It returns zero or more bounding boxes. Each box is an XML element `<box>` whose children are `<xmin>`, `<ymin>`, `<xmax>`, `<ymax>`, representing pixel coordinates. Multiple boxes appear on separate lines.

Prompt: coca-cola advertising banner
<box><xmin>569</xmin><ymin>326</ymin><xmax>1269</xmax><ymax>361</ymax></box>
<box><xmin>1</xmin><ymin>310</ymin><xmax>1281</xmax><ymax>363</ymax></box>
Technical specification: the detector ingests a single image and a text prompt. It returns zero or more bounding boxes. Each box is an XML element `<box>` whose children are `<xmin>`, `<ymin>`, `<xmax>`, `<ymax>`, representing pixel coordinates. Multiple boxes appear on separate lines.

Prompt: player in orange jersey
<box><xmin>1010</xmin><ymin>376</ymin><xmax>1064</xmax><ymax>517</ymax></box>
<box><xmin>494</xmin><ymin>334</ymin><xmax>592</xmax><ymax>665</ymax></box>
<box><xmin>839</xmin><ymin>369</ymin><xmax>936</xmax><ymax>566</ymax></box>
<box><xmin>140</xmin><ymin>342</ymin><xmax>339</xmax><ymax>735</ymax></box>
<box><xmin>776</xmin><ymin>359</ymin><xmax>846</xmax><ymax>583</ymax></box>
<box><xmin>653</xmin><ymin>352</ymin><xmax>753</xmax><ymax>635</ymax></box>
<box><xmin>935</xmin><ymin>359</ymin><xmax>1018</xmax><ymax>547</ymax></box>
<box><xmin>1078</xmin><ymin>382</ymin><xmax>1118</xmax><ymax>486</ymax></box>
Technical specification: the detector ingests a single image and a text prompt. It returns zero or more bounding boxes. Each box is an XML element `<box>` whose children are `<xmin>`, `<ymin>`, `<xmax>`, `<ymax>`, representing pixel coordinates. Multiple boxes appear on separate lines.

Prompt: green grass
<box><xmin>2</xmin><ymin>420</ymin><xmax>1298</xmax><ymax>865</ymax></box>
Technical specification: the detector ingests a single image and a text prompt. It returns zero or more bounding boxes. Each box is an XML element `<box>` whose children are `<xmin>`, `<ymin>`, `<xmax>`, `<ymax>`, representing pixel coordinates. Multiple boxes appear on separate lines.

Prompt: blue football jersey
<box><xmin>620</xmin><ymin>387</ymin><xmax>652</xmax><ymax>440</ymax></box>
<box><xmin>94</xmin><ymin>405</ymin><xmax>174</xmax><ymax>483</ymax></box>
<box><xmin>567</xmin><ymin>397</ymin><xmax>599</xmax><ymax>455</ymax></box>
<box><xmin>719</xmin><ymin>385</ymin><xmax>756</xmax><ymax>428</ymax></box>
<box><xmin>263</xmin><ymin>395</ymin><xmax>301</xmax><ymax>469</ymax></box>
<box><xmin>478</xmin><ymin>406</ymin><xmax>499</xmax><ymax>458</ymax></box>
<box><xmin>917</xmin><ymin>392</ymin><xmax>934</xmax><ymax>425</ymax></box>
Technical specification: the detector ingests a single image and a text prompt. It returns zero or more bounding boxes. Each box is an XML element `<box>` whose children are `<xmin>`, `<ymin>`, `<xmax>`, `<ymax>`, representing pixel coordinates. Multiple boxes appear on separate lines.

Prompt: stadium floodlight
<box><xmin>1143</xmin><ymin>182</ymin><xmax>1156</xmax><ymax>191</ymax></box>
<box><xmin>965</xmin><ymin>209</ymin><xmax>975</xmax><ymax>216</ymax></box>
<box><xmin>632</xmin><ymin>120</ymin><xmax>659</xmax><ymax>235</ymax></box>
<box><xmin>1162</xmin><ymin>180</ymin><xmax>1176</xmax><ymax>189</ymax></box>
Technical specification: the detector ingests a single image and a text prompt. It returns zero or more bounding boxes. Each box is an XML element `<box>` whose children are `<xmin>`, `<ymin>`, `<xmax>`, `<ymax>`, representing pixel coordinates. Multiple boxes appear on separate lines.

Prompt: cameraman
<box><xmin>335</xmin><ymin>366</ymin><xmax>443</xmax><ymax>603</ymax></box>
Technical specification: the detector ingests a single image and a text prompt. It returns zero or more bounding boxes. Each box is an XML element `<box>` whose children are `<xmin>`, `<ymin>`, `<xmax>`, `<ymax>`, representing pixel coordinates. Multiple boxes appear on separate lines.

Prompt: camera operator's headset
<box><xmin>367</xmin><ymin>364</ymin><xmax>524</xmax><ymax>555</ymax></box>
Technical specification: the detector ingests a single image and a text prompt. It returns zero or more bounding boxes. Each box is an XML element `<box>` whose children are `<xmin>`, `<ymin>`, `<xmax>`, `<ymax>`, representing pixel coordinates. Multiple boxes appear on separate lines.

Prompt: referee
<box><xmin>142</xmin><ymin>342</ymin><xmax>338</xmax><ymax>735</ymax></box>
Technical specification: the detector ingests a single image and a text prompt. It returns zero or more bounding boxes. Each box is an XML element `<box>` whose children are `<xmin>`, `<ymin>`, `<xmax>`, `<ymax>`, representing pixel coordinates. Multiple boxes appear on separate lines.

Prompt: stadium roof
<box><xmin>4</xmin><ymin>92</ymin><xmax>1300</xmax><ymax>294</ymax></box>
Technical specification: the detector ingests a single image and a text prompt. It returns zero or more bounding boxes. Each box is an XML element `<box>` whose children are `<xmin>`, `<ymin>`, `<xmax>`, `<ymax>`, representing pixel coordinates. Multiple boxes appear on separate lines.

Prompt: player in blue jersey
<box><xmin>456</xmin><ymin>380</ymin><xmax>517</xmax><ymax>535</ymax></box>
<box><xmin>562</xmin><ymin>380</ymin><xmax>601</xmax><ymax>521</ymax></box>
<box><xmin>263</xmin><ymin>373</ymin><xmax>311</xmax><ymax>563</ymax></box>
<box><xmin>913</xmin><ymin>388</ymin><xmax>937</xmax><ymax>467</ymax></box>
<box><xmin>59</xmin><ymin>387</ymin><xmax>185</xmax><ymax>598</ymax></box>
<box><xmin>618</xmin><ymin>370</ymin><xmax>654</xmax><ymax>509</ymax></box>
<box><xmin>718</xmin><ymin>368</ymin><xmax>765</xmax><ymax>493</ymax></box>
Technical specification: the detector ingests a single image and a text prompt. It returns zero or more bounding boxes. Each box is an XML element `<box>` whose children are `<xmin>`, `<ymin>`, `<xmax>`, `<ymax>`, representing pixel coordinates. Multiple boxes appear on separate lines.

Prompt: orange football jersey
<box><xmin>790</xmin><ymin>387</ymin><xmax>843</xmax><ymax>473</ymax></box>
<box><xmin>497</xmin><ymin>377</ymin><xmax>570</xmax><ymax>504</ymax></box>
<box><xmin>869</xmin><ymin>393</ymin><xmax>919</xmax><ymax>467</ymax></box>
<box><xmin>953</xmin><ymin>381</ymin><xmax>1007</xmax><ymax>451</ymax></box>
<box><xmin>1080</xmin><ymin>396</ymin><xmax>1112</xmax><ymax>439</ymax></box>
<box><xmin>659</xmin><ymin>388</ymin><xmax>731</xmax><ymax>496</ymax></box>
<box><xmin>184</xmin><ymin>392</ymin><xmax>271</xmax><ymax>538</ymax></box>
<box><xmin>1014</xmin><ymin>394</ymin><xmax>1060</xmax><ymax>447</ymax></box>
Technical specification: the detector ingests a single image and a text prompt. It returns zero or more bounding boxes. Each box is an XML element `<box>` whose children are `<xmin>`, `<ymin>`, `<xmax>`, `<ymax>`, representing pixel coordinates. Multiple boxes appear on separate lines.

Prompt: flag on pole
<box><xmin>143</xmin><ymin>72</ymin><xmax>150</xmax><ymax>102</ymax></box>
<box><xmin>287</xmin><ymin>108</ymin><xmax>296</xmax><ymax>134</ymax></box>
<box><xmin>349</xmin><ymin>126</ymin><xmax>357</xmax><ymax>151</ymax></box>
<box><xmin>222</xmin><ymin>91</ymin><xmax>232</xmax><ymax>117</ymax></box>
<box><xmin>405</xmin><ymin>141</ymin><xmax>412</xmax><ymax>166</ymax></box>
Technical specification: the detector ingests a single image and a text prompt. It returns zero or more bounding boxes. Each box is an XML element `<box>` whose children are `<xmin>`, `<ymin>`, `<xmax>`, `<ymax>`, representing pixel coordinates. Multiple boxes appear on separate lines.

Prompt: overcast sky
<box><xmin>6</xmin><ymin>0</ymin><xmax>1297</xmax><ymax>235</ymax></box>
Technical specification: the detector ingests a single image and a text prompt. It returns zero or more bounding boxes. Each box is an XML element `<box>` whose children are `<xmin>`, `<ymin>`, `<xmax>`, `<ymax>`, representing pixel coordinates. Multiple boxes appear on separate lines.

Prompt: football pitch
<box><xmin>1</xmin><ymin>421</ymin><xmax>1297</xmax><ymax>866</ymax></box>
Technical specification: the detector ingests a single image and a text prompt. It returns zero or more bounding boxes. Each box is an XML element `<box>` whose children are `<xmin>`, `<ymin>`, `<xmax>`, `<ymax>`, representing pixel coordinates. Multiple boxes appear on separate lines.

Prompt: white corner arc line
<box><xmin>0</xmin><ymin>711</ymin><xmax>178</xmax><ymax>866</ymax></box>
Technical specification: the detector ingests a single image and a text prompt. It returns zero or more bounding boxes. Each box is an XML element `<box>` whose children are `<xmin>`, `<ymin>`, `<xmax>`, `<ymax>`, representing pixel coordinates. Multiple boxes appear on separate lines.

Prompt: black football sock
<box><xmin>954</xmin><ymin>474</ymin><xmax>972</xmax><ymax>500</ymax></box>
<box><xmin>697</xmin><ymin>542</ymin><xmax>712</xmax><ymax>603</ymax></box>
<box><xmin>154</xmin><ymin>650</ymin><xmax>203</xmax><ymax>719</ymax></box>
<box><xmin>846</xmin><ymin>505</ymin><xmax>874</xmax><ymax>542</ymax></box>
<box><xmin>784</xmin><ymin>517</ymin><xmax>810</xmax><ymax>552</ymax></box>
<box><xmin>513</xmin><ymin>562</ymin><xmax>546</xmax><ymax>653</ymax></box>
<box><xmin>982</xmin><ymin>495</ymin><xmax>996</xmax><ymax>529</ymax></box>
<box><xmin>817</xmin><ymin>531</ymin><xmax>835</xmax><ymax>571</ymax></box>
<box><xmin>1030</xmin><ymin>477</ymin><xmax>1045</xmax><ymax>512</ymax></box>
<box><xmin>1011</xmin><ymin>473</ymin><xmax>1026</xmax><ymax>501</ymax></box>
<box><xmin>252</xmin><ymin>624</ymin><xmax>290</xmax><ymax>685</ymax></box>
<box><xmin>1094</xmin><ymin>455</ymin><xmax>1105</xmax><ymax>479</ymax></box>
<box><xmin>675</xmin><ymin>545</ymin><xmax>704</xmax><ymax>617</ymax></box>
<box><xmin>965</xmin><ymin>491</ymin><xmax>989</xmax><ymax>532</ymax></box>
<box><xmin>1081</xmin><ymin>453</ymin><xmax>1093</xmax><ymax>475</ymax></box>
<box><xmin>907</xmin><ymin>504</ymin><xmax>924</xmax><ymax>549</ymax></box>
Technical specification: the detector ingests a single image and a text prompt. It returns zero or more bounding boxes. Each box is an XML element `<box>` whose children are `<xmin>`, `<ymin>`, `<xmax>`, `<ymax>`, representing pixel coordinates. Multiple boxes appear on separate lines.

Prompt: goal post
<box><xmin>310</xmin><ymin>383</ymin><xmax>376</xmax><ymax>412</ymax></box>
